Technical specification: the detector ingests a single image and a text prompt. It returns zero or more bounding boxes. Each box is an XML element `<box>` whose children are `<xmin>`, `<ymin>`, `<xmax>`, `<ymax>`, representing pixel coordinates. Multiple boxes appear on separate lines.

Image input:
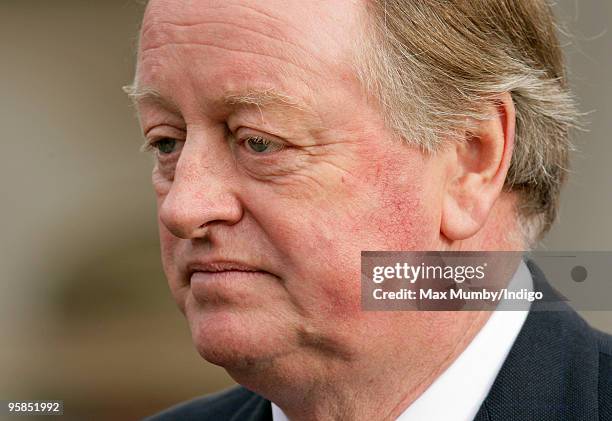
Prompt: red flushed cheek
<box><xmin>368</xmin><ymin>152</ymin><xmax>440</xmax><ymax>250</ymax></box>
<box><xmin>346</xmin><ymin>171</ymin><xmax>435</xmax><ymax>250</ymax></box>
<box><xmin>298</xmin><ymin>158</ymin><xmax>438</xmax><ymax>319</ymax></box>
<box><xmin>374</xmin><ymin>190</ymin><xmax>433</xmax><ymax>250</ymax></box>
<box><xmin>322</xmin><ymin>277</ymin><xmax>362</xmax><ymax>320</ymax></box>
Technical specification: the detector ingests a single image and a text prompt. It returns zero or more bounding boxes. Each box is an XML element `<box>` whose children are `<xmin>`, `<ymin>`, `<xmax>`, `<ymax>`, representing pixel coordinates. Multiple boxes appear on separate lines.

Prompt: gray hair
<box><xmin>355</xmin><ymin>0</ymin><xmax>580</xmax><ymax>244</ymax></box>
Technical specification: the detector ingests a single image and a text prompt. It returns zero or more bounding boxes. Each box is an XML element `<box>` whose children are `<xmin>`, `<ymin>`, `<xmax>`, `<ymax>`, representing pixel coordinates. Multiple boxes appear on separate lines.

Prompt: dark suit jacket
<box><xmin>144</xmin><ymin>261</ymin><xmax>612</xmax><ymax>420</ymax></box>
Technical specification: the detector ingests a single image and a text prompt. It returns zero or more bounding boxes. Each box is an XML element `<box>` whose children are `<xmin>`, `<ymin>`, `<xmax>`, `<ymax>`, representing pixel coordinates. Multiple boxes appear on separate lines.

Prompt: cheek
<box><xmin>322</xmin><ymin>171</ymin><xmax>440</xmax><ymax>314</ymax></box>
<box><xmin>240</xmin><ymin>144</ymin><xmax>442</xmax><ymax>318</ymax></box>
<box><xmin>368</xmin><ymin>183</ymin><xmax>436</xmax><ymax>249</ymax></box>
<box><xmin>318</xmin><ymin>273</ymin><xmax>363</xmax><ymax>319</ymax></box>
<box><xmin>157</xmin><ymin>219</ymin><xmax>182</xmax><ymax>282</ymax></box>
<box><xmin>344</xmin><ymin>154</ymin><xmax>440</xmax><ymax>250</ymax></box>
<box><xmin>158</xmin><ymin>225</ymin><xmax>176</xmax><ymax>261</ymax></box>
<box><xmin>152</xmin><ymin>166</ymin><xmax>172</xmax><ymax>196</ymax></box>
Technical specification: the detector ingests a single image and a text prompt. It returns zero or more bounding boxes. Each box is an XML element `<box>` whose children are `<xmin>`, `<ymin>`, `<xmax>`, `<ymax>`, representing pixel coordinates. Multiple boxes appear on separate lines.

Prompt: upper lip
<box><xmin>187</xmin><ymin>260</ymin><xmax>264</xmax><ymax>276</ymax></box>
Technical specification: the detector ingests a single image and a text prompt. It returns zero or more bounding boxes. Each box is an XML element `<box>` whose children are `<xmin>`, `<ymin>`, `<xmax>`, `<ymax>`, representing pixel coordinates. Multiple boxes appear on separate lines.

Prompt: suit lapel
<box><xmin>229</xmin><ymin>391</ymin><xmax>272</xmax><ymax>421</ymax></box>
<box><xmin>474</xmin><ymin>261</ymin><xmax>600</xmax><ymax>420</ymax></box>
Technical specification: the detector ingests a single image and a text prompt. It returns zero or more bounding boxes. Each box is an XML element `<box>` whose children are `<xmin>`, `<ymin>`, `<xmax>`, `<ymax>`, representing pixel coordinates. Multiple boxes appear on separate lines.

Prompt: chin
<box><xmin>186</xmin><ymin>302</ymin><xmax>289</xmax><ymax>370</ymax></box>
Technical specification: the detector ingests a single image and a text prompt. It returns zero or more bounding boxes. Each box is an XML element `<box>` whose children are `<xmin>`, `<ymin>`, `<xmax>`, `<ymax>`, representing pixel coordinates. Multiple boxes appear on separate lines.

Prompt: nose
<box><xmin>158</xmin><ymin>138</ymin><xmax>243</xmax><ymax>239</ymax></box>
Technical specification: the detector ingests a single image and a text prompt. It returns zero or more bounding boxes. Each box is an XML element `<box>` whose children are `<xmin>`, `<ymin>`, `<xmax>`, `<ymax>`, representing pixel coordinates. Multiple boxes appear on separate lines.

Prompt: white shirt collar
<box><xmin>272</xmin><ymin>260</ymin><xmax>533</xmax><ymax>421</ymax></box>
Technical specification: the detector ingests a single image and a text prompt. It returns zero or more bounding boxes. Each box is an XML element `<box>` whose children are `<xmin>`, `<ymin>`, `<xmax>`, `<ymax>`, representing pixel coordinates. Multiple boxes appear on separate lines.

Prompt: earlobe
<box><xmin>440</xmin><ymin>93</ymin><xmax>515</xmax><ymax>241</ymax></box>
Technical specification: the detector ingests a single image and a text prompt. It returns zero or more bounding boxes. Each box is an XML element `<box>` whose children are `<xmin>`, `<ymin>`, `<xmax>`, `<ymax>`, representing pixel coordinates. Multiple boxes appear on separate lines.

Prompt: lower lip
<box><xmin>190</xmin><ymin>270</ymin><xmax>269</xmax><ymax>302</ymax></box>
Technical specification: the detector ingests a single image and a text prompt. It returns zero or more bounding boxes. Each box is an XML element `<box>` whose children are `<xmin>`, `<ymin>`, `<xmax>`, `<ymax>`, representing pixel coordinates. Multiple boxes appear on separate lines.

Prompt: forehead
<box><xmin>140</xmin><ymin>0</ymin><xmax>364</xmax><ymax>54</ymax></box>
<box><xmin>136</xmin><ymin>0</ymin><xmax>366</xmax><ymax>113</ymax></box>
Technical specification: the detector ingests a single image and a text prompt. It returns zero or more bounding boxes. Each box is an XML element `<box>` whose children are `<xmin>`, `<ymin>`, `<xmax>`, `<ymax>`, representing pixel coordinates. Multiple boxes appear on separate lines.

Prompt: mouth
<box><xmin>187</xmin><ymin>261</ymin><xmax>272</xmax><ymax>302</ymax></box>
<box><xmin>188</xmin><ymin>261</ymin><xmax>263</xmax><ymax>274</ymax></box>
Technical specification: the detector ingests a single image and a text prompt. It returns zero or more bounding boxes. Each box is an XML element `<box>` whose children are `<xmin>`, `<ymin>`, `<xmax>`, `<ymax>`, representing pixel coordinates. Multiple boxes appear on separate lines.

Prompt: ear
<box><xmin>440</xmin><ymin>93</ymin><xmax>515</xmax><ymax>241</ymax></box>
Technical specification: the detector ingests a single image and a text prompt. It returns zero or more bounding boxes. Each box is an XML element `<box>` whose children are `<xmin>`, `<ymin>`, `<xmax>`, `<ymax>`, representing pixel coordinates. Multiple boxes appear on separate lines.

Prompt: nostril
<box><xmin>159</xmin><ymin>189</ymin><xmax>244</xmax><ymax>240</ymax></box>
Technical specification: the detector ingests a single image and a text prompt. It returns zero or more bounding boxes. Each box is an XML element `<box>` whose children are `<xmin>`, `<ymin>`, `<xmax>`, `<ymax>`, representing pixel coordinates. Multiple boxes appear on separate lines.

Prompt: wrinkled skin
<box><xmin>134</xmin><ymin>1</ymin><xmax>516</xmax><ymax>419</ymax></box>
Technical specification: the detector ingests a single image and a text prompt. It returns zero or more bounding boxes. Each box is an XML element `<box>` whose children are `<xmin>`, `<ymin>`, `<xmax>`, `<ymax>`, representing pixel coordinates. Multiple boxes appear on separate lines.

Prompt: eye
<box><xmin>150</xmin><ymin>138</ymin><xmax>178</xmax><ymax>155</ymax></box>
<box><xmin>244</xmin><ymin>135</ymin><xmax>284</xmax><ymax>154</ymax></box>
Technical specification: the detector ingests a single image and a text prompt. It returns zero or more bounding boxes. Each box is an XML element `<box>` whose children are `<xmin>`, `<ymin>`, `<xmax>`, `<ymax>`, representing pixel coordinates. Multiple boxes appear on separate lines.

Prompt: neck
<box><xmin>227</xmin><ymin>310</ymin><xmax>492</xmax><ymax>421</ymax></box>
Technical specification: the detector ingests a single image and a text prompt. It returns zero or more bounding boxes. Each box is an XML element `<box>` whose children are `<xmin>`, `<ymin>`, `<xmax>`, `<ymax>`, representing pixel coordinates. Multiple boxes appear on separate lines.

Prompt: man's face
<box><xmin>136</xmin><ymin>0</ymin><xmax>446</xmax><ymax>369</ymax></box>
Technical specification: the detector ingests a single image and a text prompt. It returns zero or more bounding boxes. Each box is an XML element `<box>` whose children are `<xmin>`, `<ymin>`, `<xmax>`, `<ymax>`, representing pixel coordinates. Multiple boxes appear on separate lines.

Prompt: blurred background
<box><xmin>0</xmin><ymin>1</ymin><xmax>610</xmax><ymax>420</ymax></box>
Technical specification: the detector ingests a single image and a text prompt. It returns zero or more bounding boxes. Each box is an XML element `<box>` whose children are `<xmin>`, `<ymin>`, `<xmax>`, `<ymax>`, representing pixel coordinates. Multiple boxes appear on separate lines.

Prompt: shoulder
<box><xmin>595</xmin><ymin>326</ymin><xmax>612</xmax><ymax>357</ymax></box>
<box><xmin>143</xmin><ymin>386</ymin><xmax>270</xmax><ymax>421</ymax></box>
<box><xmin>477</xmin><ymin>260</ymin><xmax>612</xmax><ymax>419</ymax></box>
<box><xmin>595</xmin><ymin>327</ymin><xmax>612</xmax><ymax>418</ymax></box>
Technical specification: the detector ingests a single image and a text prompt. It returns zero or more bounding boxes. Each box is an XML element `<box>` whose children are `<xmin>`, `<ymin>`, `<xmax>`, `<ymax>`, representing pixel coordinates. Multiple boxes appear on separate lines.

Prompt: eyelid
<box><xmin>141</xmin><ymin>137</ymin><xmax>182</xmax><ymax>154</ymax></box>
<box><xmin>240</xmin><ymin>135</ymin><xmax>285</xmax><ymax>156</ymax></box>
<box><xmin>234</xmin><ymin>127</ymin><xmax>286</xmax><ymax>147</ymax></box>
<box><xmin>141</xmin><ymin>125</ymin><xmax>186</xmax><ymax>152</ymax></box>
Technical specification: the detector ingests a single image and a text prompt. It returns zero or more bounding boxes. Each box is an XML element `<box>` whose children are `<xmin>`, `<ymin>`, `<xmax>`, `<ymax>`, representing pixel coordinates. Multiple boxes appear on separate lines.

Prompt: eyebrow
<box><xmin>123</xmin><ymin>84</ymin><xmax>182</xmax><ymax>114</ymax></box>
<box><xmin>123</xmin><ymin>83</ymin><xmax>308</xmax><ymax>114</ymax></box>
